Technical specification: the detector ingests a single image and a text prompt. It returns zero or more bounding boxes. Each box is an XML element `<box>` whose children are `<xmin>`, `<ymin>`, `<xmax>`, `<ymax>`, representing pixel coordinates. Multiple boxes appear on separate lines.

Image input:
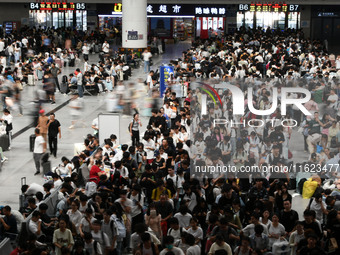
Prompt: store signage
<box><xmin>29</xmin><ymin>2</ymin><xmax>86</xmax><ymax>11</ymax></box>
<box><xmin>109</xmin><ymin>3</ymin><xmax>227</xmax><ymax>17</ymax></box>
<box><xmin>160</xmin><ymin>66</ymin><xmax>174</xmax><ymax>98</ymax></box>
<box><xmin>317</xmin><ymin>12</ymin><xmax>339</xmax><ymax>17</ymax></box>
<box><xmin>113</xmin><ymin>3</ymin><xmax>122</xmax><ymax>13</ymax></box>
<box><xmin>238</xmin><ymin>4</ymin><xmax>300</xmax><ymax>12</ymax></box>
<box><xmin>127</xmin><ymin>31</ymin><xmax>138</xmax><ymax>40</ymax></box>
<box><xmin>194</xmin><ymin>7</ymin><xmax>226</xmax><ymax>15</ymax></box>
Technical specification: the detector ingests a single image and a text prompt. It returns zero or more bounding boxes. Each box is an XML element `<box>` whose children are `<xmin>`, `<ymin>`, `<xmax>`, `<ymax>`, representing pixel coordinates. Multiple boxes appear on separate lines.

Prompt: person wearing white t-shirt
<box><xmin>160</xmin><ymin>236</ymin><xmax>185</xmax><ymax>255</ymax></box>
<box><xmin>0</xmin><ymin>39</ymin><xmax>5</xmax><ymax>53</ymax></box>
<box><xmin>327</xmin><ymin>89</ymin><xmax>339</xmax><ymax>117</ymax></box>
<box><xmin>82</xmin><ymin>42</ymin><xmax>90</xmax><ymax>61</ymax></box>
<box><xmin>174</xmin><ymin>205</ymin><xmax>192</xmax><ymax>229</ymax></box>
<box><xmin>142</xmin><ymin>49</ymin><xmax>152</xmax><ymax>73</ymax></box>
<box><xmin>102</xmin><ymin>41</ymin><xmax>110</xmax><ymax>54</ymax></box>
<box><xmin>185</xmin><ymin>233</ymin><xmax>201</xmax><ymax>255</ymax></box>
<box><xmin>33</xmin><ymin>128</ymin><xmax>46</xmax><ymax>175</ymax></box>
<box><xmin>146</xmin><ymin>70</ymin><xmax>154</xmax><ymax>95</ymax></box>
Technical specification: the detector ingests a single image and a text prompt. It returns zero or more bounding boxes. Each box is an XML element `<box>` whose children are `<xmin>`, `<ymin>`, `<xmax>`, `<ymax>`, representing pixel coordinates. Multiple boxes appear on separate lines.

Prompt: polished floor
<box><xmin>0</xmin><ymin>40</ymin><xmax>309</xmax><ymax>217</ymax></box>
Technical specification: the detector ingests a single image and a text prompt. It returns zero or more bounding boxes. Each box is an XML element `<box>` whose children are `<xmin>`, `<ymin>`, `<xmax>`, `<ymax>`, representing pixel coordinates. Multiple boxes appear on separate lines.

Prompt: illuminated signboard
<box><xmin>108</xmin><ymin>3</ymin><xmax>227</xmax><ymax>17</ymax></box>
<box><xmin>113</xmin><ymin>3</ymin><xmax>122</xmax><ymax>13</ymax></box>
<box><xmin>238</xmin><ymin>4</ymin><xmax>300</xmax><ymax>12</ymax></box>
<box><xmin>29</xmin><ymin>2</ymin><xmax>86</xmax><ymax>11</ymax></box>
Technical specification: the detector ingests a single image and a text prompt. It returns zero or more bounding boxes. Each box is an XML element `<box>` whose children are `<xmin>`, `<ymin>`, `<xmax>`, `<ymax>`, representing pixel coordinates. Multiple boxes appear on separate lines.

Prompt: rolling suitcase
<box><xmin>0</xmin><ymin>134</ymin><xmax>9</xmax><ymax>151</ymax></box>
<box><xmin>94</xmin><ymin>44</ymin><xmax>100</xmax><ymax>53</ymax></box>
<box><xmin>19</xmin><ymin>177</ymin><xmax>26</xmax><ymax>209</ymax></box>
<box><xmin>28</xmin><ymin>74</ymin><xmax>35</xmax><ymax>86</ymax></box>
<box><xmin>69</xmin><ymin>58</ymin><xmax>75</xmax><ymax>67</ymax></box>
<box><xmin>42</xmin><ymin>161</ymin><xmax>51</xmax><ymax>174</ymax></box>
<box><xmin>30</xmin><ymin>134</ymin><xmax>35</xmax><ymax>152</ymax></box>
<box><xmin>60</xmin><ymin>82</ymin><xmax>69</xmax><ymax>94</ymax></box>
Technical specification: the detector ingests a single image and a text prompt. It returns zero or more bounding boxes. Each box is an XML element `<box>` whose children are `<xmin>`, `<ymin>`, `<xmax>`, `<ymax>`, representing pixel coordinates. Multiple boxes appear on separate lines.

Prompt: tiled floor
<box><xmin>0</xmin><ymin>40</ymin><xmax>309</xmax><ymax>217</ymax></box>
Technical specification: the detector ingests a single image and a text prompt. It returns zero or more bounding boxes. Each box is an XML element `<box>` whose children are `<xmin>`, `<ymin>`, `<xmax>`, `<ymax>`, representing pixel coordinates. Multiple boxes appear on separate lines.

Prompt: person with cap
<box><xmin>36</xmin><ymin>109</ymin><xmax>49</xmax><ymax>141</ymax></box>
<box><xmin>33</xmin><ymin>128</ymin><xmax>46</xmax><ymax>175</ymax></box>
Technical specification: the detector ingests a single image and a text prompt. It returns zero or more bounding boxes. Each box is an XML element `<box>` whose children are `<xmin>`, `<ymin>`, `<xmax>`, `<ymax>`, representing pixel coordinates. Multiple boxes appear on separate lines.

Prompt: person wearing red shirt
<box><xmin>89</xmin><ymin>159</ymin><xmax>104</xmax><ymax>184</ymax></box>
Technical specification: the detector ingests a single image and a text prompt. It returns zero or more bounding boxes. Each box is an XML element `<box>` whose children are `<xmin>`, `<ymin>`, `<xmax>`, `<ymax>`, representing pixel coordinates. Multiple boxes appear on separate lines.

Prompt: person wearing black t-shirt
<box><xmin>299</xmin><ymin>234</ymin><xmax>326</xmax><ymax>255</ymax></box>
<box><xmin>47</xmin><ymin>113</ymin><xmax>61</xmax><ymax>158</ymax></box>
<box><xmin>279</xmin><ymin>200</ymin><xmax>299</xmax><ymax>234</ymax></box>
<box><xmin>140</xmin><ymin>164</ymin><xmax>156</xmax><ymax>203</ymax></box>
<box><xmin>0</xmin><ymin>205</ymin><xmax>17</xmax><ymax>240</ymax></box>
<box><xmin>269</xmin><ymin>126</ymin><xmax>285</xmax><ymax>153</ymax></box>
<box><xmin>302</xmin><ymin>210</ymin><xmax>322</xmax><ymax>239</ymax></box>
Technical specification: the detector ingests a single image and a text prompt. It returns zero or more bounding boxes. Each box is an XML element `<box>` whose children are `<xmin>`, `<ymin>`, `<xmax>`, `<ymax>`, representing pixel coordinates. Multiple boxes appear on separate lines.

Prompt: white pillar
<box><xmin>122</xmin><ymin>0</ymin><xmax>147</xmax><ymax>48</ymax></box>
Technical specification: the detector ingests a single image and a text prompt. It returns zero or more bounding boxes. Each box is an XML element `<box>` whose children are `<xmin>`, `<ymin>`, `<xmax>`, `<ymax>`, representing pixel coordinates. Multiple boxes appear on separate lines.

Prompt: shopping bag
<box><xmin>302</xmin><ymin>178</ymin><xmax>319</xmax><ymax>199</ymax></box>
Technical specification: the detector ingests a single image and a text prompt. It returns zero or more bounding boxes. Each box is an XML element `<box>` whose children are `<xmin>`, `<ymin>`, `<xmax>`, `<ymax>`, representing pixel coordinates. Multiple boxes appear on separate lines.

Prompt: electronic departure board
<box><xmin>238</xmin><ymin>4</ymin><xmax>300</xmax><ymax>12</ymax></box>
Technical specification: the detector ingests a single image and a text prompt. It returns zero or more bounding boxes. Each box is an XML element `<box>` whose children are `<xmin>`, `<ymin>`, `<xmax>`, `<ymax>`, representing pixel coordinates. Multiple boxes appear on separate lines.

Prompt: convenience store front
<box><xmin>237</xmin><ymin>3</ymin><xmax>300</xmax><ymax>30</ymax></box>
<box><xmin>98</xmin><ymin>4</ymin><xmax>227</xmax><ymax>40</ymax></box>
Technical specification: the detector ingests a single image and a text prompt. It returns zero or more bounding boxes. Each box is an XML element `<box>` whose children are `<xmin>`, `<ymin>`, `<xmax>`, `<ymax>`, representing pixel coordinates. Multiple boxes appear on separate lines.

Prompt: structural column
<box><xmin>122</xmin><ymin>0</ymin><xmax>147</xmax><ymax>49</ymax></box>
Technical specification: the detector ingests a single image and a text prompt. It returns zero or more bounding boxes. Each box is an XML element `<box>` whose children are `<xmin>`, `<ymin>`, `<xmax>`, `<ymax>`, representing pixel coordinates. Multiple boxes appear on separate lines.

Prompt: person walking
<box><xmin>36</xmin><ymin>109</ymin><xmax>49</xmax><ymax>141</ymax></box>
<box><xmin>76</xmin><ymin>69</ymin><xmax>83</xmax><ymax>98</ymax></box>
<box><xmin>142</xmin><ymin>49</ymin><xmax>152</xmax><ymax>73</ymax></box>
<box><xmin>33</xmin><ymin>128</ymin><xmax>46</xmax><ymax>175</ymax></box>
<box><xmin>82</xmin><ymin>42</ymin><xmax>90</xmax><ymax>61</ymax></box>
<box><xmin>50</xmin><ymin>63</ymin><xmax>61</xmax><ymax>92</ymax></box>
<box><xmin>47</xmin><ymin>113</ymin><xmax>61</xmax><ymax>158</ymax></box>
<box><xmin>130</xmin><ymin>113</ymin><xmax>142</xmax><ymax>147</ymax></box>
<box><xmin>0</xmin><ymin>109</ymin><xmax>13</xmax><ymax>150</ymax></box>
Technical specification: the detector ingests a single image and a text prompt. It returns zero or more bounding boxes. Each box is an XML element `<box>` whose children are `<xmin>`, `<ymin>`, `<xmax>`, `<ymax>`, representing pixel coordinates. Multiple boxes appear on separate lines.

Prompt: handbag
<box><xmin>330</xmin><ymin>237</ymin><xmax>338</xmax><ymax>249</ymax></box>
<box><xmin>5</xmin><ymin>122</ymin><xmax>12</xmax><ymax>132</ymax></box>
<box><xmin>272</xmin><ymin>238</ymin><xmax>290</xmax><ymax>254</ymax></box>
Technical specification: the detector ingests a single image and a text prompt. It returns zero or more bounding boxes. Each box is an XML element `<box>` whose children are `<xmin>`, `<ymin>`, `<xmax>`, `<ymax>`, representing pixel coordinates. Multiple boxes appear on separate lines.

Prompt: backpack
<box><xmin>169</xmin><ymin>227</ymin><xmax>183</xmax><ymax>236</ymax></box>
<box><xmin>85</xmin><ymin>181</ymin><xmax>97</xmax><ymax>197</ymax></box>
<box><xmin>4</xmin><ymin>47</ymin><xmax>9</xmax><ymax>56</ymax></box>
<box><xmin>93</xmin><ymin>241</ymin><xmax>100</xmax><ymax>255</ymax></box>
<box><xmin>112</xmin><ymin>217</ymin><xmax>126</xmax><ymax>239</ymax></box>
<box><xmin>128</xmin><ymin>120</ymin><xmax>135</xmax><ymax>132</ymax></box>
<box><xmin>330</xmin><ymin>136</ymin><xmax>337</xmax><ymax>148</ymax></box>
<box><xmin>62</xmin><ymin>75</ymin><xmax>68</xmax><ymax>83</ymax></box>
<box><xmin>127</xmin><ymin>192</ymin><xmax>142</xmax><ymax>203</ymax></box>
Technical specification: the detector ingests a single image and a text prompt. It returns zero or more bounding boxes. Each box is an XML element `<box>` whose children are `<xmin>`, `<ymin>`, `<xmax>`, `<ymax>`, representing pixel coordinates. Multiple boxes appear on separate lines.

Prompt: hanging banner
<box><xmin>160</xmin><ymin>65</ymin><xmax>174</xmax><ymax>98</ymax></box>
<box><xmin>203</xmin><ymin>18</ymin><xmax>208</xmax><ymax>30</ymax></box>
<box><xmin>218</xmin><ymin>17</ymin><xmax>223</xmax><ymax>29</ymax></box>
<box><xmin>208</xmin><ymin>18</ymin><xmax>213</xmax><ymax>30</ymax></box>
<box><xmin>213</xmin><ymin>17</ymin><xmax>218</xmax><ymax>30</ymax></box>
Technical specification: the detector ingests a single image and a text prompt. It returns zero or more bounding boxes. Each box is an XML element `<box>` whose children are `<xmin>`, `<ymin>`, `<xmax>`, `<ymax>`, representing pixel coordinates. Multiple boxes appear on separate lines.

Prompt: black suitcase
<box><xmin>60</xmin><ymin>82</ymin><xmax>69</xmax><ymax>94</ymax></box>
<box><xmin>19</xmin><ymin>177</ymin><xmax>26</xmax><ymax>209</ymax></box>
<box><xmin>0</xmin><ymin>134</ymin><xmax>9</xmax><ymax>151</ymax></box>
<box><xmin>30</xmin><ymin>134</ymin><xmax>35</xmax><ymax>152</ymax></box>
<box><xmin>42</xmin><ymin>161</ymin><xmax>51</xmax><ymax>175</ymax></box>
<box><xmin>69</xmin><ymin>59</ymin><xmax>75</xmax><ymax>67</ymax></box>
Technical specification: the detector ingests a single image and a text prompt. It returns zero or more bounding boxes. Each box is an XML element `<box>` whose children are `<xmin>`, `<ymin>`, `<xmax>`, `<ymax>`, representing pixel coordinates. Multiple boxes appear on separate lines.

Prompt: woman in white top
<box><xmin>268</xmin><ymin>214</ymin><xmax>286</xmax><ymax>248</ymax></box>
<box><xmin>187</xmin><ymin>218</ymin><xmax>204</xmax><ymax>247</ymax></box>
<box><xmin>0</xmin><ymin>109</ymin><xmax>13</xmax><ymax>148</ymax></box>
<box><xmin>59</xmin><ymin>156</ymin><xmax>74</xmax><ymax>176</ymax></box>
<box><xmin>289</xmin><ymin>221</ymin><xmax>304</xmax><ymax>255</ymax></box>
<box><xmin>67</xmin><ymin>199</ymin><xmax>82</xmax><ymax>233</ymax></box>
<box><xmin>259</xmin><ymin>210</ymin><xmax>272</xmax><ymax>229</ymax></box>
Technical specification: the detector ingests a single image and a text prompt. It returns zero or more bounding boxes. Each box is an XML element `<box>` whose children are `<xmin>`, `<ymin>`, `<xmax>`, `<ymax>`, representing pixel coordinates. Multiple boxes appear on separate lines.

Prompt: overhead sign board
<box><xmin>238</xmin><ymin>4</ymin><xmax>300</xmax><ymax>12</ymax></box>
<box><xmin>29</xmin><ymin>2</ymin><xmax>86</xmax><ymax>11</ymax></box>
